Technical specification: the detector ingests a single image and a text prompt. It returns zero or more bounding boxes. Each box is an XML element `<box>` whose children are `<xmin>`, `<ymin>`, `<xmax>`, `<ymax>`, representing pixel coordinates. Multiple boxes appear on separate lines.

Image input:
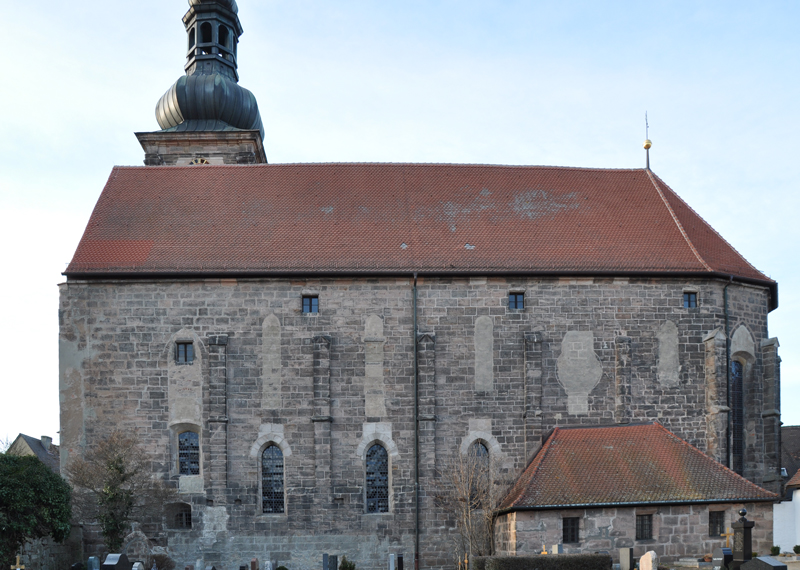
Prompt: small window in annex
<box><xmin>709</xmin><ymin>510</ymin><xmax>725</xmax><ymax>538</ymax></box>
<box><xmin>509</xmin><ymin>292</ymin><xmax>525</xmax><ymax>310</ymax></box>
<box><xmin>176</xmin><ymin>342</ymin><xmax>194</xmax><ymax>365</ymax></box>
<box><xmin>261</xmin><ymin>445</ymin><xmax>285</xmax><ymax>514</ymax></box>
<box><xmin>168</xmin><ymin>503</ymin><xmax>192</xmax><ymax>529</ymax></box>
<box><xmin>636</xmin><ymin>514</ymin><xmax>653</xmax><ymax>540</ymax></box>
<box><xmin>563</xmin><ymin>517</ymin><xmax>580</xmax><ymax>543</ymax></box>
<box><xmin>178</xmin><ymin>431</ymin><xmax>200</xmax><ymax>475</ymax></box>
<box><xmin>366</xmin><ymin>444</ymin><xmax>389</xmax><ymax>513</ymax></box>
<box><xmin>302</xmin><ymin>295</ymin><xmax>319</xmax><ymax>314</ymax></box>
<box><xmin>684</xmin><ymin>292</ymin><xmax>698</xmax><ymax>308</ymax></box>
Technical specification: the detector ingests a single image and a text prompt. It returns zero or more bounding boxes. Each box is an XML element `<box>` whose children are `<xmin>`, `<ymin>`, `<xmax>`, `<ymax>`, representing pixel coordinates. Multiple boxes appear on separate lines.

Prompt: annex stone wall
<box><xmin>59</xmin><ymin>275</ymin><xmax>778</xmax><ymax>570</ymax></box>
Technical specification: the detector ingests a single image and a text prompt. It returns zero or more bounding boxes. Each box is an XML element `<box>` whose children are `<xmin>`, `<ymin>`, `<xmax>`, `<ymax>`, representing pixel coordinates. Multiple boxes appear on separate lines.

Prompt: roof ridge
<box><xmin>110</xmin><ymin>163</ymin><xmax>648</xmax><ymax>171</ymax></box>
<box><xmin>650</xmin><ymin>172</ymin><xmax>767</xmax><ymax>279</ymax></box>
<box><xmin>645</xmin><ymin>170</ymin><xmax>713</xmax><ymax>272</ymax></box>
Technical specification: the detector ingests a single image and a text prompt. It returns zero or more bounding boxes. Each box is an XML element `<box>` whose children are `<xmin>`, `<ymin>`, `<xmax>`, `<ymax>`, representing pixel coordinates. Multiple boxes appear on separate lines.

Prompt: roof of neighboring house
<box><xmin>787</xmin><ymin>470</ymin><xmax>800</xmax><ymax>489</ymax></box>
<box><xmin>500</xmin><ymin>423</ymin><xmax>778</xmax><ymax>511</ymax></box>
<box><xmin>782</xmin><ymin>426</ymin><xmax>800</xmax><ymax>481</ymax></box>
<box><xmin>7</xmin><ymin>434</ymin><xmax>60</xmax><ymax>473</ymax></box>
<box><xmin>65</xmin><ymin>164</ymin><xmax>773</xmax><ymax>297</ymax></box>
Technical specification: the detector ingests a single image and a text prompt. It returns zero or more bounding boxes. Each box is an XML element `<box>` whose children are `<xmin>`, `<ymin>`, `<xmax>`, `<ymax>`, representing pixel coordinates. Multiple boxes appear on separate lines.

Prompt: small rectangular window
<box><xmin>563</xmin><ymin>517</ymin><xmax>580</xmax><ymax>543</ymax></box>
<box><xmin>302</xmin><ymin>296</ymin><xmax>319</xmax><ymax>314</ymax></box>
<box><xmin>709</xmin><ymin>510</ymin><xmax>725</xmax><ymax>537</ymax></box>
<box><xmin>176</xmin><ymin>342</ymin><xmax>194</xmax><ymax>365</ymax></box>
<box><xmin>684</xmin><ymin>292</ymin><xmax>697</xmax><ymax>308</ymax></box>
<box><xmin>509</xmin><ymin>293</ymin><xmax>525</xmax><ymax>310</ymax></box>
<box><xmin>636</xmin><ymin>514</ymin><xmax>653</xmax><ymax>540</ymax></box>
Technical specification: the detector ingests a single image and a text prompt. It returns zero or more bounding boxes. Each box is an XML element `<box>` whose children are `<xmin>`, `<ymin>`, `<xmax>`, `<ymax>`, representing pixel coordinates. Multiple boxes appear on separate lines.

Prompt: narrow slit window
<box><xmin>509</xmin><ymin>293</ymin><xmax>525</xmax><ymax>310</ymax></box>
<box><xmin>261</xmin><ymin>445</ymin><xmax>285</xmax><ymax>514</ymax></box>
<box><xmin>636</xmin><ymin>514</ymin><xmax>653</xmax><ymax>540</ymax></box>
<box><xmin>178</xmin><ymin>431</ymin><xmax>200</xmax><ymax>475</ymax></box>
<box><xmin>563</xmin><ymin>517</ymin><xmax>580</xmax><ymax>544</ymax></box>
<box><xmin>302</xmin><ymin>296</ymin><xmax>319</xmax><ymax>314</ymax></box>
<box><xmin>366</xmin><ymin>444</ymin><xmax>389</xmax><ymax>513</ymax></box>
<box><xmin>468</xmin><ymin>441</ymin><xmax>489</xmax><ymax>506</ymax></box>
<box><xmin>709</xmin><ymin>510</ymin><xmax>725</xmax><ymax>538</ymax></box>
<box><xmin>176</xmin><ymin>342</ymin><xmax>194</xmax><ymax>364</ymax></box>
<box><xmin>683</xmin><ymin>292</ymin><xmax>697</xmax><ymax>308</ymax></box>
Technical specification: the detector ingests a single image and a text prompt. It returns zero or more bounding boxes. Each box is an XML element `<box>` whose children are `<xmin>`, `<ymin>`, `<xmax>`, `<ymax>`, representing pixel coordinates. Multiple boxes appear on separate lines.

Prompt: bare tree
<box><xmin>0</xmin><ymin>436</ymin><xmax>11</xmax><ymax>454</ymax></box>
<box><xmin>65</xmin><ymin>430</ymin><xmax>176</xmax><ymax>553</ymax></box>
<box><xmin>434</xmin><ymin>443</ymin><xmax>514</xmax><ymax>564</ymax></box>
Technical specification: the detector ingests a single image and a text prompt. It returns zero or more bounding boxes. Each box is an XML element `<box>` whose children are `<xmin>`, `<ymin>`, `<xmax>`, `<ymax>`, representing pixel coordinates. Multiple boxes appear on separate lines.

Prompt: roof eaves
<box><xmin>498</xmin><ymin>496</ymin><xmax>779</xmax><ymax>515</ymax></box>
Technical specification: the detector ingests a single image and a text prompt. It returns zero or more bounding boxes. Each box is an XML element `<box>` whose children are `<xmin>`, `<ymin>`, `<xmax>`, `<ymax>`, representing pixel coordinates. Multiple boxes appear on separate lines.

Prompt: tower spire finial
<box><xmin>643</xmin><ymin>112</ymin><xmax>652</xmax><ymax>170</ymax></box>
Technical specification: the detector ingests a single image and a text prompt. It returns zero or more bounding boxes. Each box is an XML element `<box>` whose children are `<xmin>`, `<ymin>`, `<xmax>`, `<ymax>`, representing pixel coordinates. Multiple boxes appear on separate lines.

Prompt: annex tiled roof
<box><xmin>787</xmin><ymin>470</ymin><xmax>800</xmax><ymax>489</ymax></box>
<box><xmin>782</xmin><ymin>426</ymin><xmax>800</xmax><ymax>482</ymax></box>
<box><xmin>500</xmin><ymin>423</ymin><xmax>777</xmax><ymax>510</ymax></box>
<box><xmin>66</xmin><ymin>163</ymin><xmax>771</xmax><ymax>285</ymax></box>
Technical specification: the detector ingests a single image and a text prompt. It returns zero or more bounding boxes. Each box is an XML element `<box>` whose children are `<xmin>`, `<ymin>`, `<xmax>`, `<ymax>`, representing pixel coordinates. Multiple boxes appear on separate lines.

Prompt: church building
<box><xmin>59</xmin><ymin>1</ymin><xmax>782</xmax><ymax>568</ymax></box>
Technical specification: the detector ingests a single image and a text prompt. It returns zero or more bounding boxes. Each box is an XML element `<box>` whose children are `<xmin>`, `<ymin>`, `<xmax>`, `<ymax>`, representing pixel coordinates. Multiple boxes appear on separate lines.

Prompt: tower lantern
<box><xmin>136</xmin><ymin>0</ymin><xmax>267</xmax><ymax>166</ymax></box>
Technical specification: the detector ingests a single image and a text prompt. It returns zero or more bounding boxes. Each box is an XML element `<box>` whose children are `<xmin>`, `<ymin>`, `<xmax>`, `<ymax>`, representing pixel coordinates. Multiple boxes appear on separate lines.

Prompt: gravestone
<box><xmin>329</xmin><ymin>555</ymin><xmax>338</xmax><ymax>570</ymax></box>
<box><xmin>205</xmin><ymin>566</ymin><xmax>217</xmax><ymax>570</ymax></box>
<box><xmin>72</xmin><ymin>563</ymin><xmax>85</xmax><ymax>570</ymax></box>
<box><xmin>397</xmin><ymin>554</ymin><xmax>404</xmax><ymax>570</ymax></box>
<box><xmin>552</xmin><ymin>545</ymin><xmax>564</xmax><ymax>555</ymax></box>
<box><xmin>88</xmin><ymin>557</ymin><xmax>100</xmax><ymax>570</ymax></box>
<box><xmin>102</xmin><ymin>554</ymin><xmax>132</xmax><ymax>570</ymax></box>
<box><xmin>713</xmin><ymin>548</ymin><xmax>733</xmax><ymax>570</ymax></box>
<box><xmin>132</xmin><ymin>563</ymin><xmax>145</xmax><ymax>570</ymax></box>
<box><xmin>389</xmin><ymin>554</ymin><xmax>395</xmax><ymax>570</ymax></box>
<box><xmin>730</xmin><ymin>509</ymin><xmax>755</xmax><ymax>570</ymax></box>
<box><xmin>265</xmin><ymin>562</ymin><xmax>272</xmax><ymax>570</ymax></box>
<box><xmin>740</xmin><ymin>559</ymin><xmax>788</xmax><ymax>570</ymax></box>
<box><xmin>640</xmin><ymin>551</ymin><xmax>658</xmax><ymax>570</ymax></box>
<box><xmin>620</xmin><ymin>548</ymin><xmax>635</xmax><ymax>570</ymax></box>
<box><xmin>251</xmin><ymin>559</ymin><xmax>259</xmax><ymax>570</ymax></box>
<box><xmin>323</xmin><ymin>554</ymin><xmax>329</xmax><ymax>570</ymax></box>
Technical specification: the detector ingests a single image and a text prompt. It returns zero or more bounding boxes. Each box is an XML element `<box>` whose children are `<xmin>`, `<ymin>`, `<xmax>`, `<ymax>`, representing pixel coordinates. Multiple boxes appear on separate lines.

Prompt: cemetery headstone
<box><xmin>713</xmin><ymin>548</ymin><xmax>733</xmax><ymax>570</ymax></box>
<box><xmin>240</xmin><ymin>566</ymin><xmax>247</xmax><ymax>570</ymax></box>
<box><xmin>730</xmin><ymin>509</ymin><xmax>755</xmax><ymax>570</ymax></box>
<box><xmin>740</xmin><ymin>558</ymin><xmax>788</xmax><ymax>570</ymax></box>
<box><xmin>102</xmin><ymin>554</ymin><xmax>132</xmax><ymax>570</ymax></box>
<box><xmin>389</xmin><ymin>554</ymin><xmax>395</xmax><ymax>570</ymax></box>
<box><xmin>265</xmin><ymin>562</ymin><xmax>272</xmax><ymax>570</ymax></box>
<box><xmin>323</xmin><ymin>554</ymin><xmax>329</xmax><ymax>570</ymax></box>
<box><xmin>397</xmin><ymin>554</ymin><xmax>404</xmax><ymax>570</ymax></box>
<box><xmin>328</xmin><ymin>555</ymin><xmax>338</xmax><ymax>570</ymax></box>
<box><xmin>251</xmin><ymin>559</ymin><xmax>259</xmax><ymax>570</ymax></box>
<box><xmin>552</xmin><ymin>545</ymin><xmax>564</xmax><ymax>555</ymax></box>
<box><xmin>88</xmin><ymin>557</ymin><xmax>100</xmax><ymax>570</ymax></box>
<box><xmin>73</xmin><ymin>563</ymin><xmax>86</xmax><ymax>570</ymax></box>
<box><xmin>640</xmin><ymin>551</ymin><xmax>658</xmax><ymax>570</ymax></box>
<box><xmin>620</xmin><ymin>548</ymin><xmax>635</xmax><ymax>570</ymax></box>
<box><xmin>132</xmin><ymin>563</ymin><xmax>145</xmax><ymax>570</ymax></box>
<box><xmin>205</xmin><ymin>566</ymin><xmax>217</xmax><ymax>570</ymax></box>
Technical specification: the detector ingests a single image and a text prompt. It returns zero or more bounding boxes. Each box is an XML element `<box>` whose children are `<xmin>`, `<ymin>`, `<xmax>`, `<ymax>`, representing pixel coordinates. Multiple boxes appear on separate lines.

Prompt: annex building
<box><xmin>59</xmin><ymin>1</ymin><xmax>783</xmax><ymax>568</ymax></box>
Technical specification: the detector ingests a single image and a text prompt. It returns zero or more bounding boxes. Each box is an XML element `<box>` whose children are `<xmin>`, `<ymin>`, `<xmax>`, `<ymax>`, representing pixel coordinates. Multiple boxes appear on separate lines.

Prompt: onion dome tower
<box><xmin>136</xmin><ymin>0</ymin><xmax>267</xmax><ymax>165</ymax></box>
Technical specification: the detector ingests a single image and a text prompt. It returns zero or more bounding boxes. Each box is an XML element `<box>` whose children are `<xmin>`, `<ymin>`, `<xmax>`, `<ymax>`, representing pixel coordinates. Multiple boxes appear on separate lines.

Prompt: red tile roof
<box><xmin>66</xmin><ymin>164</ymin><xmax>772</xmax><ymax>286</ymax></box>
<box><xmin>500</xmin><ymin>423</ymin><xmax>778</xmax><ymax>510</ymax></box>
<box><xmin>787</xmin><ymin>470</ymin><xmax>800</xmax><ymax>489</ymax></box>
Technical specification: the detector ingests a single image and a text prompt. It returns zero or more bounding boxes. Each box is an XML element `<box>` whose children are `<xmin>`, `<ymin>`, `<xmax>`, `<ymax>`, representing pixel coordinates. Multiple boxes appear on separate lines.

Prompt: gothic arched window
<box><xmin>261</xmin><ymin>445</ymin><xmax>285</xmax><ymax>514</ymax></box>
<box><xmin>731</xmin><ymin>360</ymin><xmax>744</xmax><ymax>474</ymax></box>
<box><xmin>366</xmin><ymin>444</ymin><xmax>389</xmax><ymax>513</ymax></box>
<box><xmin>178</xmin><ymin>431</ymin><xmax>200</xmax><ymax>476</ymax></box>
<box><xmin>468</xmin><ymin>441</ymin><xmax>489</xmax><ymax>506</ymax></box>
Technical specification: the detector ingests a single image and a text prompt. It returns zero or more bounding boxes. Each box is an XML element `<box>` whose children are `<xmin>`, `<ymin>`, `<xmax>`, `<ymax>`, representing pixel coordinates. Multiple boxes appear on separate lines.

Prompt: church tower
<box><xmin>136</xmin><ymin>0</ymin><xmax>267</xmax><ymax>165</ymax></box>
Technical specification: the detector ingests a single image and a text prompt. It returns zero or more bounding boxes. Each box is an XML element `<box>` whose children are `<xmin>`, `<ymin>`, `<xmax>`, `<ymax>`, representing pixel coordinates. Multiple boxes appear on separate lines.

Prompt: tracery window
<box><xmin>468</xmin><ymin>441</ymin><xmax>490</xmax><ymax>506</ymax></box>
<box><xmin>178</xmin><ymin>431</ymin><xmax>200</xmax><ymax>476</ymax></box>
<box><xmin>261</xmin><ymin>445</ymin><xmax>285</xmax><ymax>514</ymax></box>
<box><xmin>366</xmin><ymin>444</ymin><xmax>389</xmax><ymax>513</ymax></box>
<box><xmin>731</xmin><ymin>360</ymin><xmax>744</xmax><ymax>474</ymax></box>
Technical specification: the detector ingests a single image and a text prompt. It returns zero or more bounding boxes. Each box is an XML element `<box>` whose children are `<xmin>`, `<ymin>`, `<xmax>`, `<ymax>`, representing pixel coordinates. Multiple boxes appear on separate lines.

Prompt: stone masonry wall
<box><xmin>495</xmin><ymin>502</ymin><xmax>774</xmax><ymax>563</ymax></box>
<box><xmin>58</xmin><ymin>275</ymin><xmax>777</xmax><ymax>570</ymax></box>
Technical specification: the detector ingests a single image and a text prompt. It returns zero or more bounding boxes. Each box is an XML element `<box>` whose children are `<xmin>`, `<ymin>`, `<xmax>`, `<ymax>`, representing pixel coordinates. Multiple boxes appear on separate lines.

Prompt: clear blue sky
<box><xmin>1</xmin><ymin>0</ymin><xmax>798</xmax><ymax>444</ymax></box>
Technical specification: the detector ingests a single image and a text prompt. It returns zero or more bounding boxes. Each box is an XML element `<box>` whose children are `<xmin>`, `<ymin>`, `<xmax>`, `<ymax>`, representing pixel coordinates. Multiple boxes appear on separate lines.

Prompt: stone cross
<box><xmin>10</xmin><ymin>556</ymin><xmax>25</xmax><ymax>570</ymax></box>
